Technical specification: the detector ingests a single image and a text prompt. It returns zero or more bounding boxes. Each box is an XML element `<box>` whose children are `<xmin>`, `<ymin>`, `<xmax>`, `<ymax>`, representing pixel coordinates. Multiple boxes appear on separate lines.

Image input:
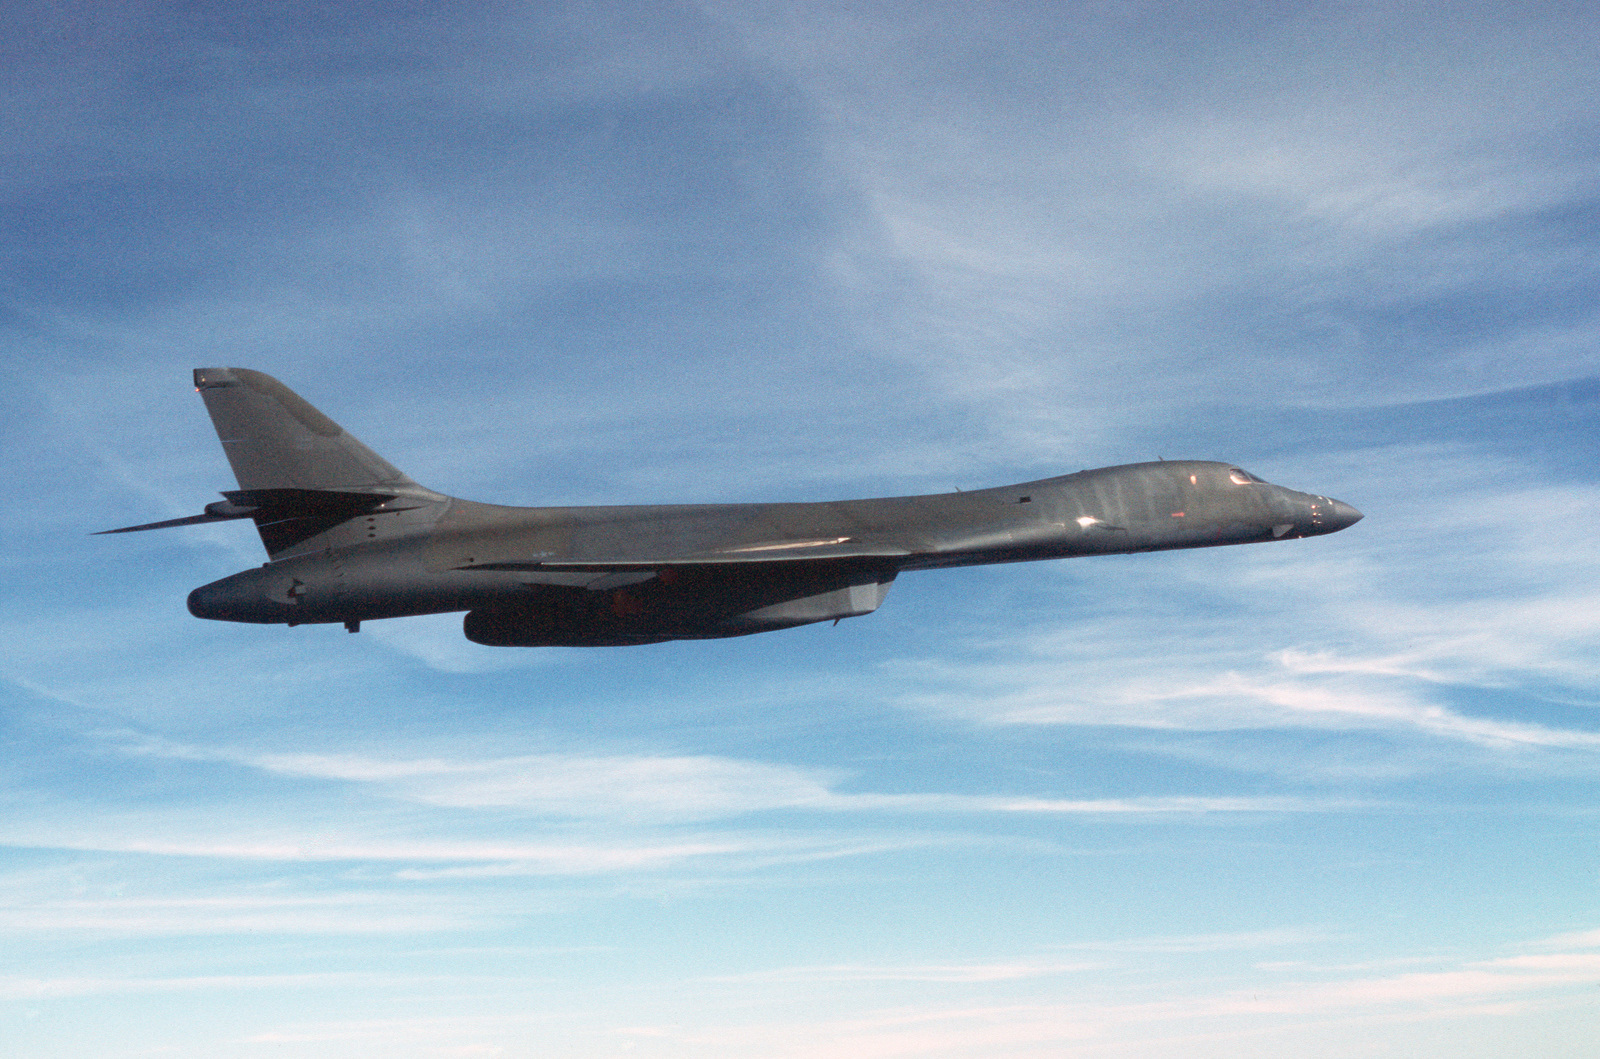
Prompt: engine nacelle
<box><xmin>463</xmin><ymin>567</ymin><xmax>894</xmax><ymax>647</ymax></box>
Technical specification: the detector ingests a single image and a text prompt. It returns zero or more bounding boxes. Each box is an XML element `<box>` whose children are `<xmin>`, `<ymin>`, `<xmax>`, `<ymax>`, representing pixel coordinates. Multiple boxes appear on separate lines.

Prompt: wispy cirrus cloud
<box><xmin>0</xmin><ymin>822</ymin><xmax>866</xmax><ymax>876</ymax></box>
<box><xmin>0</xmin><ymin>893</ymin><xmax>469</xmax><ymax>936</ymax></box>
<box><xmin>1534</xmin><ymin>926</ymin><xmax>1600</xmax><ymax>950</ymax></box>
<box><xmin>564</xmin><ymin>936</ymin><xmax>1600</xmax><ymax>1059</ymax></box>
<box><xmin>204</xmin><ymin>927</ymin><xmax>1597</xmax><ymax>1059</ymax></box>
<box><xmin>0</xmin><ymin>972</ymin><xmax>397</xmax><ymax>1001</ymax></box>
<box><xmin>705</xmin><ymin>960</ymin><xmax>1101</xmax><ymax>985</ymax></box>
<box><xmin>705</xmin><ymin>1</ymin><xmax>1600</xmax><ymax>445</ymax></box>
<box><xmin>962</xmin><ymin>668</ymin><xmax>1600</xmax><ymax>751</ymax></box>
<box><xmin>112</xmin><ymin>736</ymin><xmax>1356</xmax><ymax>821</ymax></box>
<box><xmin>1053</xmin><ymin>928</ymin><xmax>1333</xmax><ymax>955</ymax></box>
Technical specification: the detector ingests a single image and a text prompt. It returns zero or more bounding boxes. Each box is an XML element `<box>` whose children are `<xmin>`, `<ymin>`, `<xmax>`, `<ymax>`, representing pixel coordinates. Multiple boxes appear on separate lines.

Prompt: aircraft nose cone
<box><xmin>1324</xmin><ymin>498</ymin><xmax>1363</xmax><ymax>532</ymax></box>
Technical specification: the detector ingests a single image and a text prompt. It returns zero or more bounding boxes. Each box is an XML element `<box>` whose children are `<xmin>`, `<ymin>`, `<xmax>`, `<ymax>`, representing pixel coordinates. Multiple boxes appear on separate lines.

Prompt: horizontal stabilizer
<box><xmin>96</xmin><ymin>489</ymin><xmax>424</xmax><ymax>553</ymax></box>
<box><xmin>96</xmin><ymin>497</ymin><xmax>263</xmax><ymax>535</ymax></box>
<box><xmin>95</xmin><ymin>509</ymin><xmax>252</xmax><ymax>534</ymax></box>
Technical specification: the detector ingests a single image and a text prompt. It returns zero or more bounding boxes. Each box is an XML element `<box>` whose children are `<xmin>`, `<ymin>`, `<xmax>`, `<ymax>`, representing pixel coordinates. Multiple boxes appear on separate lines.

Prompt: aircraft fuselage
<box><xmin>185</xmin><ymin>459</ymin><xmax>1360</xmax><ymax>643</ymax></box>
<box><xmin>104</xmin><ymin>369</ymin><xmax>1359</xmax><ymax>646</ymax></box>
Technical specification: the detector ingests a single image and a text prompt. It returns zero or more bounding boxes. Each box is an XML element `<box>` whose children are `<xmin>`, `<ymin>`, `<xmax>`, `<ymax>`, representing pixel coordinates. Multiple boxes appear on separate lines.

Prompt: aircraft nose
<box><xmin>1323</xmin><ymin>498</ymin><xmax>1363</xmax><ymax>532</ymax></box>
<box><xmin>1297</xmin><ymin>495</ymin><xmax>1363</xmax><ymax>536</ymax></box>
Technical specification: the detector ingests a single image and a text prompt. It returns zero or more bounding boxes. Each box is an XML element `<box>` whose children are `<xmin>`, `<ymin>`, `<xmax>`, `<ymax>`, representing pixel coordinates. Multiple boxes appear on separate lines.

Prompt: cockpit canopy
<box><xmin>1229</xmin><ymin>468</ymin><xmax>1267</xmax><ymax>485</ymax></box>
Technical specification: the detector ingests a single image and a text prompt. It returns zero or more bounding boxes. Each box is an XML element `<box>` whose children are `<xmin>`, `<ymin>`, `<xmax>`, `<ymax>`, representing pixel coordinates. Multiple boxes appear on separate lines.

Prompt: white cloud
<box><xmin>0</xmin><ymin>825</ymin><xmax>819</xmax><ymax>875</ymax></box>
<box><xmin>693</xmin><ymin>0</ymin><xmax>1600</xmax><ymax>438</ymax></box>
<box><xmin>1531</xmin><ymin>927</ymin><xmax>1600</xmax><ymax>950</ymax></box>
<box><xmin>0</xmin><ymin>972</ymin><xmax>391</xmax><ymax>1001</ymax></box>
<box><xmin>362</xmin><ymin>611</ymin><xmax>561</xmax><ymax>673</ymax></box>
<box><xmin>557</xmin><ymin>937</ymin><xmax>1600</xmax><ymax>1058</ymax></box>
<box><xmin>116</xmin><ymin>736</ymin><xmax>1356</xmax><ymax>822</ymax></box>
<box><xmin>1055</xmin><ymin>928</ymin><xmax>1333</xmax><ymax>955</ymax></box>
<box><xmin>706</xmin><ymin>960</ymin><xmax>1100</xmax><ymax>984</ymax></box>
<box><xmin>0</xmin><ymin>894</ymin><xmax>464</xmax><ymax>936</ymax></box>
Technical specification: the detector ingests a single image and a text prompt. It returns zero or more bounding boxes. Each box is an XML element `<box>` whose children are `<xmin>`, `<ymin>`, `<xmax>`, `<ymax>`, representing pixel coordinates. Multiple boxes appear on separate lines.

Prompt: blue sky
<box><xmin>3</xmin><ymin>2</ymin><xmax>1598</xmax><ymax>1055</ymax></box>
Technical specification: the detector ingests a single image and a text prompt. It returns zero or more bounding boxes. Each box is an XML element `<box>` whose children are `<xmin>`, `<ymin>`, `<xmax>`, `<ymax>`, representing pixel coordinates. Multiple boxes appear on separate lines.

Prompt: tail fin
<box><xmin>193</xmin><ymin>367</ymin><xmax>418</xmax><ymax>492</ymax></box>
<box><xmin>100</xmin><ymin>369</ymin><xmax>444</xmax><ymax>559</ymax></box>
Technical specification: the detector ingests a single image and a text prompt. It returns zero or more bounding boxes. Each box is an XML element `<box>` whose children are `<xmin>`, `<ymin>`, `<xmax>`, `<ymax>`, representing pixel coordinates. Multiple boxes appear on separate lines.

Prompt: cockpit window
<box><xmin>1229</xmin><ymin>468</ymin><xmax>1266</xmax><ymax>485</ymax></box>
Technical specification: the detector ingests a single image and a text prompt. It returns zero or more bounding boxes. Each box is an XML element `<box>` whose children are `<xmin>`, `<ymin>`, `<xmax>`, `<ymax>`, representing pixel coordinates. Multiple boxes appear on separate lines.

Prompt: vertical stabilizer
<box><xmin>193</xmin><ymin>368</ymin><xmax>419</xmax><ymax>492</ymax></box>
<box><xmin>190</xmin><ymin>368</ymin><xmax>446</xmax><ymax>560</ymax></box>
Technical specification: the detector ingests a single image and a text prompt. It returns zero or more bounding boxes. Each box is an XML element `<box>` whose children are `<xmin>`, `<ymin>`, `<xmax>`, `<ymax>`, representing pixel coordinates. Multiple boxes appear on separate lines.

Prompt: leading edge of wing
<box><xmin>453</xmin><ymin>538</ymin><xmax>911</xmax><ymax>572</ymax></box>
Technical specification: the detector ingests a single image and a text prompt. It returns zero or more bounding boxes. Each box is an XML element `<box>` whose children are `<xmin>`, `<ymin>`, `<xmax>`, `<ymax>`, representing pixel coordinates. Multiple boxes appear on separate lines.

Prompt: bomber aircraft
<box><xmin>102</xmin><ymin>369</ymin><xmax>1362</xmax><ymax>646</ymax></box>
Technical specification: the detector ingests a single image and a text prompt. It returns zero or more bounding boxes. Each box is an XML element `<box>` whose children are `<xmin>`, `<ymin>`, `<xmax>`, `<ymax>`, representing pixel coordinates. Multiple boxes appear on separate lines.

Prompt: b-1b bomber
<box><xmin>102</xmin><ymin>369</ymin><xmax>1362</xmax><ymax>646</ymax></box>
